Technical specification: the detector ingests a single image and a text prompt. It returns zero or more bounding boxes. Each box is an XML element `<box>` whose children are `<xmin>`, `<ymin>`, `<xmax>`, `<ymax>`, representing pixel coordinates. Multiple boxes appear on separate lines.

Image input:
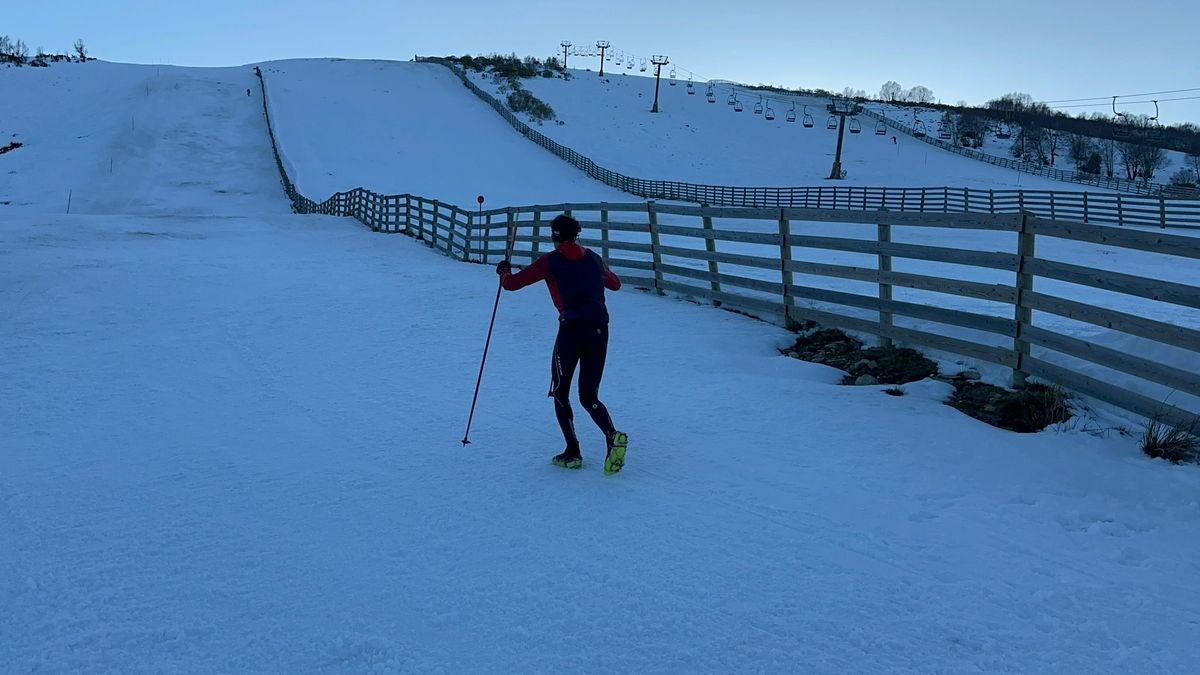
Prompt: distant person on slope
<box><xmin>495</xmin><ymin>214</ymin><xmax>629</xmax><ymax>474</ymax></box>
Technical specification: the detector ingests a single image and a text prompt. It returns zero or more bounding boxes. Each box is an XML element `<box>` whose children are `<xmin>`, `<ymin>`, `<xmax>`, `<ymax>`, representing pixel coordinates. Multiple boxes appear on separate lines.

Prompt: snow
<box><xmin>260</xmin><ymin>59</ymin><xmax>632</xmax><ymax>208</ymax></box>
<box><xmin>3</xmin><ymin>59</ymin><xmax>1200</xmax><ymax>673</ymax></box>
<box><xmin>469</xmin><ymin>67</ymin><xmax>1075</xmax><ymax>191</ymax></box>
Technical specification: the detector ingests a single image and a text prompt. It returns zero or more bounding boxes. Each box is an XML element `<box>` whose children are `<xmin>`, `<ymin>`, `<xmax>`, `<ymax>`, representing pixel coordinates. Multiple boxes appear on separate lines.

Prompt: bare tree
<box><xmin>879</xmin><ymin>80</ymin><xmax>902</xmax><ymax>102</ymax></box>
<box><xmin>1067</xmin><ymin>134</ymin><xmax>1093</xmax><ymax>171</ymax></box>
<box><xmin>1187</xmin><ymin>153</ymin><xmax>1200</xmax><ymax>177</ymax></box>
<box><xmin>1095</xmin><ymin>137</ymin><xmax>1117</xmax><ymax>177</ymax></box>
<box><xmin>907</xmin><ymin>85</ymin><xmax>934</xmax><ymax>104</ymax></box>
<box><xmin>73</xmin><ymin>38</ymin><xmax>87</xmax><ymax>61</ymax></box>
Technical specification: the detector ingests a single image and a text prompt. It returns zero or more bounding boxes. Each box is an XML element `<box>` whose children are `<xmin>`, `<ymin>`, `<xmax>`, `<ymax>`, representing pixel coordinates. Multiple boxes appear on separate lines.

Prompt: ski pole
<box><xmin>461</xmin><ymin>202</ymin><xmax>517</xmax><ymax>446</ymax></box>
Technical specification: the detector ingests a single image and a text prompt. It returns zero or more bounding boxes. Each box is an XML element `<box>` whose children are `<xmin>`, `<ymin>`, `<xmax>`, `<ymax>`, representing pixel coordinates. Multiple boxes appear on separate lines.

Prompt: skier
<box><xmin>496</xmin><ymin>214</ymin><xmax>629</xmax><ymax>474</ymax></box>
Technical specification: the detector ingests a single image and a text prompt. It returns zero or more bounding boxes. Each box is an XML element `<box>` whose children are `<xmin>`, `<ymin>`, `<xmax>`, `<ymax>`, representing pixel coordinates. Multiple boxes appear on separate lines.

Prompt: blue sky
<box><xmin>8</xmin><ymin>0</ymin><xmax>1199</xmax><ymax>124</ymax></box>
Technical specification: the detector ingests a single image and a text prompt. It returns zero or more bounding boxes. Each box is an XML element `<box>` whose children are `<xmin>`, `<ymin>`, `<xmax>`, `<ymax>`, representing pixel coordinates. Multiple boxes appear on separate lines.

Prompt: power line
<box><xmin>1044</xmin><ymin>87</ymin><xmax>1200</xmax><ymax>104</ymax></box>
<box><xmin>1054</xmin><ymin>94</ymin><xmax>1200</xmax><ymax>109</ymax></box>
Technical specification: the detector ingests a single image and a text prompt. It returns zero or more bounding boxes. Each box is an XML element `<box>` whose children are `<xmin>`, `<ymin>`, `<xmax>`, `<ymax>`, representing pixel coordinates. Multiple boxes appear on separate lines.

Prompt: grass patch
<box><xmin>947</xmin><ymin>380</ymin><xmax>1072</xmax><ymax>433</ymax></box>
<box><xmin>1141</xmin><ymin>418</ymin><xmax>1199</xmax><ymax>463</ymax></box>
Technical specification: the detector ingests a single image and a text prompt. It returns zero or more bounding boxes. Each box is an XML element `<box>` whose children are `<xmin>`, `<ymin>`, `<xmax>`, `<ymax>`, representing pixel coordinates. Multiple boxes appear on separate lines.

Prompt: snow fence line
<box><xmin>251</xmin><ymin>66</ymin><xmax>1200</xmax><ymax>435</ymax></box>
<box><xmin>415</xmin><ymin>56</ymin><xmax>1200</xmax><ymax>225</ymax></box>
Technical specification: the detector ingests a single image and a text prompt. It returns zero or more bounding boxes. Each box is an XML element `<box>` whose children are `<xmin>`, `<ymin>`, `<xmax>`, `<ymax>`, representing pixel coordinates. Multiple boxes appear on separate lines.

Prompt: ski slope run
<box><xmin>2</xmin><ymin>58</ymin><xmax>1199</xmax><ymax>673</ymax></box>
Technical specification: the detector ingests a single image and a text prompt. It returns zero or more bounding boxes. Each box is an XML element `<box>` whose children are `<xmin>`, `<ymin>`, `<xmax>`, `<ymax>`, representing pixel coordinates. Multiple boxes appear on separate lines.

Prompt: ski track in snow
<box><xmin>2</xmin><ymin>59</ymin><xmax>1199</xmax><ymax>674</ymax></box>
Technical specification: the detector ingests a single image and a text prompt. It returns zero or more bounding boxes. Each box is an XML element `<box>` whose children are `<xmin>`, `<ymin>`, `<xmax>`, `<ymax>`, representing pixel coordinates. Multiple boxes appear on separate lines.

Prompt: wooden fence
<box><xmin>253</xmin><ymin>68</ymin><xmax>1200</xmax><ymax>433</ymax></box>
<box><xmin>417</xmin><ymin>57</ymin><xmax>1200</xmax><ymax>225</ymax></box>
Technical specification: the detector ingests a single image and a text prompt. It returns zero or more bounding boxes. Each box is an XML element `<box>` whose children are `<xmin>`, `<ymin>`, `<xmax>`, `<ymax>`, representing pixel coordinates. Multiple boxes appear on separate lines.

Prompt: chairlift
<box><xmin>913</xmin><ymin>121</ymin><xmax>928</xmax><ymax>138</ymax></box>
<box><xmin>1114</xmin><ymin>126</ymin><xmax>1130</xmax><ymax>139</ymax></box>
<box><xmin>765</xmin><ymin>104</ymin><xmax>776</xmax><ymax>121</ymax></box>
<box><xmin>1147</xmin><ymin>126</ymin><xmax>1163</xmax><ymax>141</ymax></box>
<box><xmin>996</xmin><ymin>124</ymin><xmax>1012</xmax><ymax>140</ymax></box>
<box><xmin>626</xmin><ymin>60</ymin><xmax>633</xmax><ymax>70</ymax></box>
<box><xmin>802</xmin><ymin>105</ymin><xmax>814</xmax><ymax>128</ymax></box>
<box><xmin>706</xmin><ymin>85</ymin><xmax>716</xmax><ymax>103</ymax></box>
<box><xmin>686</xmin><ymin>80</ymin><xmax>695</xmax><ymax>95</ymax></box>
<box><xmin>826</xmin><ymin>115</ymin><xmax>838</xmax><ymax>130</ymax></box>
<box><xmin>754</xmin><ymin>96</ymin><xmax>764</xmax><ymax>115</ymax></box>
<box><xmin>786</xmin><ymin>102</ymin><xmax>797</xmax><ymax>123</ymax></box>
<box><xmin>938</xmin><ymin>126</ymin><xmax>952</xmax><ymax>140</ymax></box>
<box><xmin>639</xmin><ymin>59</ymin><xmax>647</xmax><ymax>73</ymax></box>
<box><xmin>875</xmin><ymin>120</ymin><xmax>886</xmax><ymax>135</ymax></box>
<box><xmin>727</xmin><ymin>92</ymin><xmax>737</xmax><ymax>106</ymax></box>
<box><xmin>849</xmin><ymin>118</ymin><xmax>861</xmax><ymax>134</ymax></box>
<box><xmin>669</xmin><ymin>67</ymin><xmax>677</xmax><ymax>86</ymax></box>
<box><xmin>734</xmin><ymin>97</ymin><xmax>744</xmax><ymax>113</ymax></box>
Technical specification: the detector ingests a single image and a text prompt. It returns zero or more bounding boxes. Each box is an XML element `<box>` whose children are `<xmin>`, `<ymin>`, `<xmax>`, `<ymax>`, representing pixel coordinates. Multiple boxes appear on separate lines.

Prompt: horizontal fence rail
<box><xmin>416</xmin><ymin>56</ymin><xmax>1200</xmax><ymax>222</ymax></box>
<box><xmin>253</xmin><ymin>67</ymin><xmax>1200</xmax><ymax>434</ymax></box>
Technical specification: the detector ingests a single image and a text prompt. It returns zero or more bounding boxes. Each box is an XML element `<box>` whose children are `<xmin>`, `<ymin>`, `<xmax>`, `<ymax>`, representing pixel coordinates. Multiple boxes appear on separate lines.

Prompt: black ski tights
<box><xmin>549</xmin><ymin>321</ymin><xmax>616</xmax><ymax>453</ymax></box>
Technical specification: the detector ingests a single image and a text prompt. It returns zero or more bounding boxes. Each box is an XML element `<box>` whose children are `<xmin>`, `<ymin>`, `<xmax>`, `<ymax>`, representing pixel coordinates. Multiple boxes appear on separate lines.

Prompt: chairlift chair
<box><xmin>706</xmin><ymin>85</ymin><xmax>716</xmax><ymax>103</ymax></box>
<box><xmin>786</xmin><ymin>103</ymin><xmax>797</xmax><ymax>123</ymax></box>
<box><xmin>734</xmin><ymin>98</ymin><xmax>744</xmax><ymax>112</ymax></box>
<box><xmin>669</xmin><ymin>67</ymin><xmax>677</xmax><ymax>86</ymax></box>
<box><xmin>826</xmin><ymin>115</ymin><xmax>838</xmax><ymax>130</ymax></box>
<box><xmin>727</xmin><ymin>93</ymin><xmax>737</xmax><ymax>106</ymax></box>
<box><xmin>996</xmin><ymin>125</ymin><xmax>1011</xmax><ymax>140</ymax></box>
<box><xmin>802</xmin><ymin>105</ymin><xmax>814</xmax><ymax>128</ymax></box>
<box><xmin>875</xmin><ymin>120</ymin><xmax>886</xmax><ymax>135</ymax></box>
<box><xmin>765</xmin><ymin>105</ymin><xmax>775</xmax><ymax>121</ymax></box>
<box><xmin>938</xmin><ymin>125</ymin><xmax>952</xmax><ymax>140</ymax></box>
<box><xmin>849</xmin><ymin>118</ymin><xmax>861</xmax><ymax>134</ymax></box>
<box><xmin>913</xmin><ymin>121</ymin><xmax>928</xmax><ymax>138</ymax></box>
<box><xmin>687</xmin><ymin>80</ymin><xmax>695</xmax><ymax>95</ymax></box>
<box><xmin>754</xmin><ymin>96</ymin><xmax>764</xmax><ymax>115</ymax></box>
<box><xmin>639</xmin><ymin>59</ymin><xmax>647</xmax><ymax>72</ymax></box>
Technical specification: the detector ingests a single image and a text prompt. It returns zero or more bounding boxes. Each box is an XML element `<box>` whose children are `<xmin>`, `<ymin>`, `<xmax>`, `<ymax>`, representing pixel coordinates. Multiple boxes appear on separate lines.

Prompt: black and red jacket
<box><xmin>501</xmin><ymin>242</ymin><xmax>621</xmax><ymax>323</ymax></box>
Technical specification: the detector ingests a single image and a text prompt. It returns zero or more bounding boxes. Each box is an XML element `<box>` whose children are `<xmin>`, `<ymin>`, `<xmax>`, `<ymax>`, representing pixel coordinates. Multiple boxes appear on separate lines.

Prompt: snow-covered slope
<box><xmin>4</xmin><ymin>212</ymin><xmax>1199</xmax><ymax>673</ymax></box>
<box><xmin>0</xmin><ymin>61</ymin><xmax>288</xmax><ymax>215</ymax></box>
<box><xmin>471</xmin><ymin>67</ymin><xmax>1074</xmax><ymax>191</ymax></box>
<box><xmin>3</xmin><ymin>57</ymin><xmax>1199</xmax><ymax>674</ymax></box>
<box><xmin>260</xmin><ymin>59</ymin><xmax>633</xmax><ymax>207</ymax></box>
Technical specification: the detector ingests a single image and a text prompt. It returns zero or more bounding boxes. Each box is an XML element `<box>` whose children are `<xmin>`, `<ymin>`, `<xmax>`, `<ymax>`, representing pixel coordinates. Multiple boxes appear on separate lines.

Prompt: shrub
<box><xmin>1169</xmin><ymin>168</ymin><xmax>1197</xmax><ymax>188</ymax></box>
<box><xmin>506</xmin><ymin>88</ymin><xmax>555</xmax><ymax>123</ymax></box>
<box><xmin>1140</xmin><ymin>417</ymin><xmax>1199</xmax><ymax>463</ymax></box>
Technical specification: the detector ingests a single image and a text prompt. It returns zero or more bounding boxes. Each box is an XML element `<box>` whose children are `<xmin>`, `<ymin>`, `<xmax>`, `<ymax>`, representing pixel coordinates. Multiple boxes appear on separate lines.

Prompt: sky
<box><xmin>6</xmin><ymin>0</ymin><xmax>1199</xmax><ymax>125</ymax></box>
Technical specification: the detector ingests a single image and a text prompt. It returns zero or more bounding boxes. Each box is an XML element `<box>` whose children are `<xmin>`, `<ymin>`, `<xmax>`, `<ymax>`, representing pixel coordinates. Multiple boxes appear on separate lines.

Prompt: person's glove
<box><xmin>496</xmin><ymin>260</ymin><xmax>511</xmax><ymax>276</ymax></box>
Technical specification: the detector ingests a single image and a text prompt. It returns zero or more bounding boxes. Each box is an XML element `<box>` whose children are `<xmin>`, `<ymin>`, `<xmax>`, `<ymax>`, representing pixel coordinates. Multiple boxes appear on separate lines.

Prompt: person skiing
<box><xmin>496</xmin><ymin>214</ymin><xmax>628</xmax><ymax>474</ymax></box>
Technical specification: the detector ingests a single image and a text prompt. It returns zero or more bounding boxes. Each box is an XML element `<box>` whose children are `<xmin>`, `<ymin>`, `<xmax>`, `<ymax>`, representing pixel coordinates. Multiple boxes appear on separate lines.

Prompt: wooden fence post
<box><xmin>464</xmin><ymin>211</ymin><xmax>473</xmax><ymax>262</ymax></box>
<box><xmin>483</xmin><ymin>212</ymin><xmax>493</xmax><ymax>263</ymax></box>
<box><xmin>1012</xmin><ymin>211</ymin><xmax>1036</xmax><ymax>388</ymax></box>
<box><xmin>779</xmin><ymin>209</ymin><xmax>794</xmax><ymax>324</ymax></box>
<box><xmin>430</xmin><ymin>200</ymin><xmax>441</xmax><ymax>252</ymax></box>
<box><xmin>1160</xmin><ymin>195</ymin><xmax>1168</xmax><ymax>229</ymax></box>
<box><xmin>702</xmin><ymin>204</ymin><xmax>721</xmax><ymax>306</ymax></box>
<box><xmin>505</xmin><ymin>208</ymin><xmax>516</xmax><ymax>262</ymax></box>
<box><xmin>878</xmin><ymin>209</ymin><xmax>893</xmax><ymax>348</ymax></box>
<box><xmin>532</xmin><ymin>208</ymin><xmax>542</xmax><ymax>258</ymax></box>
<box><xmin>647</xmin><ymin>201</ymin><xmax>663</xmax><ymax>295</ymax></box>
<box><xmin>1117</xmin><ymin>194</ymin><xmax>1124</xmax><ymax>227</ymax></box>
<box><xmin>600</xmin><ymin>204</ymin><xmax>610</xmax><ymax>260</ymax></box>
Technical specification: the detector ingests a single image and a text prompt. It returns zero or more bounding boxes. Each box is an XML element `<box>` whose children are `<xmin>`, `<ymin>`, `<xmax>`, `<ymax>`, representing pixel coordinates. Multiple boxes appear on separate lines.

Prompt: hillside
<box><xmin>0</xmin><ymin>61</ymin><xmax>288</xmax><ymax>215</ymax></box>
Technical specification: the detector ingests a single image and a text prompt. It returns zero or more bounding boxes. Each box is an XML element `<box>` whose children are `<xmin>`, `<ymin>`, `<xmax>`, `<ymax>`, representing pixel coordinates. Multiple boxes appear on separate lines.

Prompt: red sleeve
<box><xmin>603</xmin><ymin>263</ymin><xmax>621</xmax><ymax>291</ymax></box>
<box><xmin>501</xmin><ymin>254</ymin><xmax>550</xmax><ymax>291</ymax></box>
